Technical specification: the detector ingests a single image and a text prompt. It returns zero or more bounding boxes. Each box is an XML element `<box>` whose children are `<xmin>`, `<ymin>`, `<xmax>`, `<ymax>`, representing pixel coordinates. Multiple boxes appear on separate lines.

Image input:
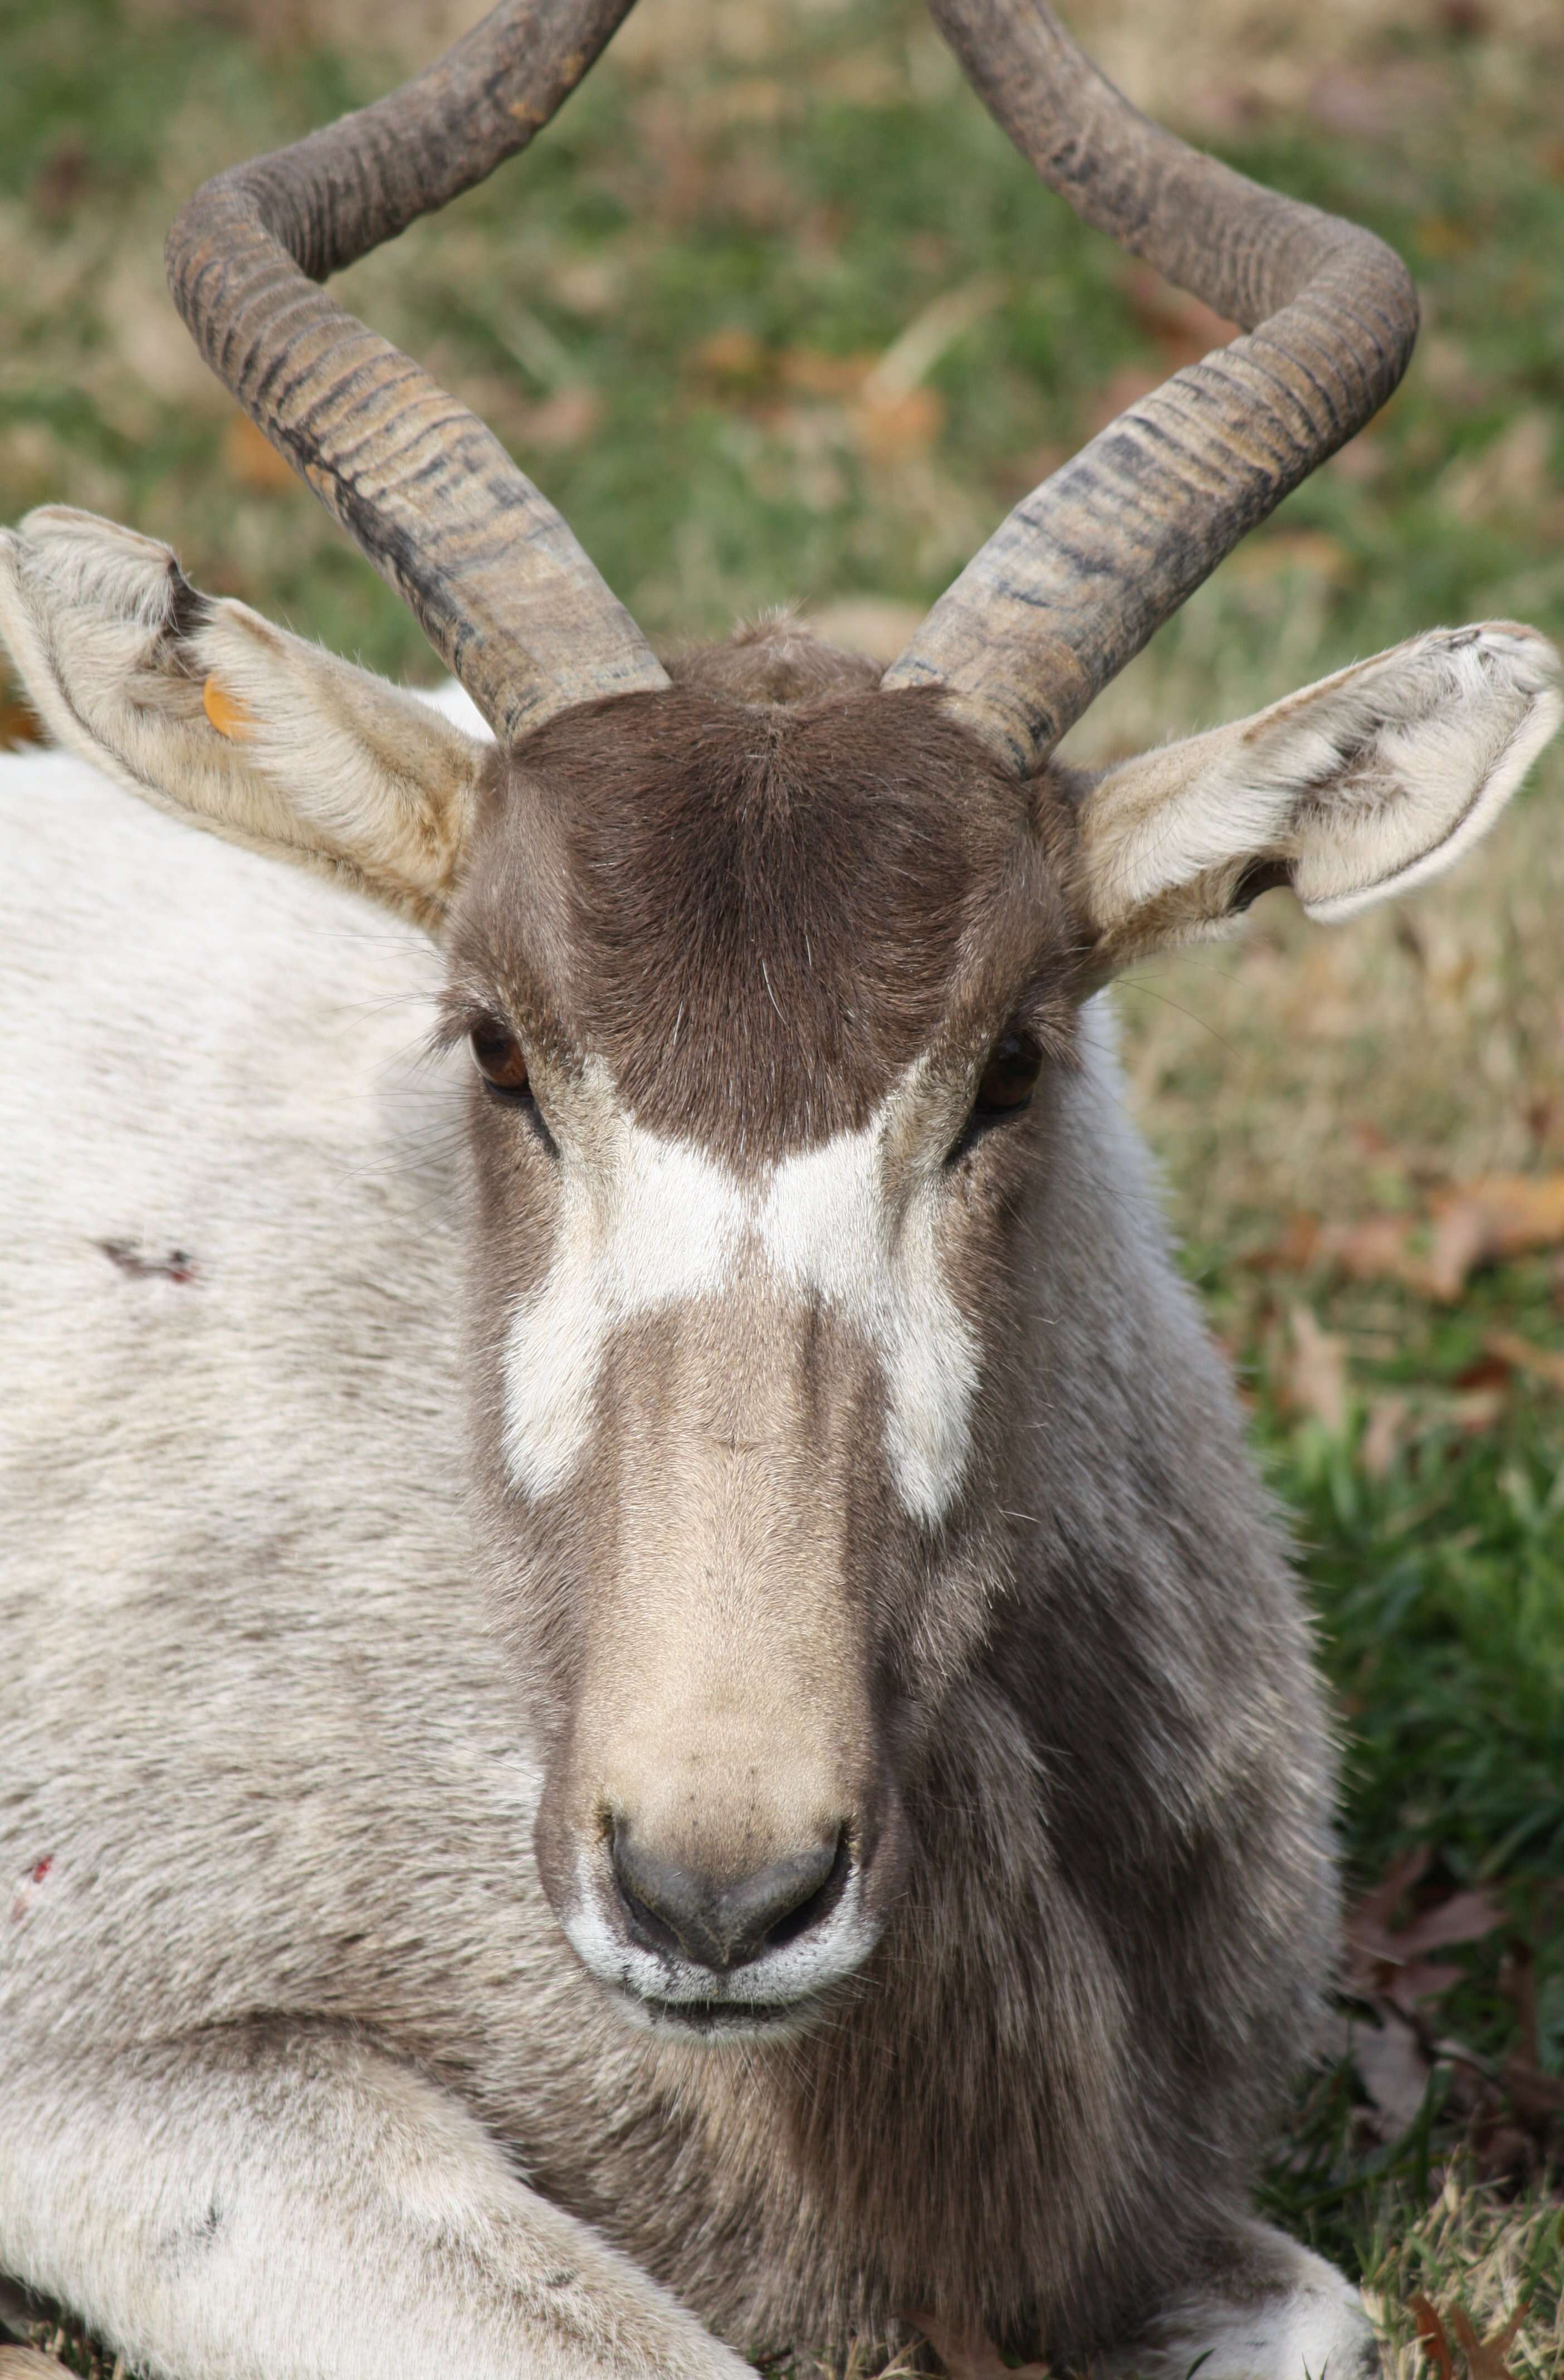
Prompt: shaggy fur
<box><xmin>1</xmin><ymin>508</ymin><xmax>1559</xmax><ymax>2380</ymax></box>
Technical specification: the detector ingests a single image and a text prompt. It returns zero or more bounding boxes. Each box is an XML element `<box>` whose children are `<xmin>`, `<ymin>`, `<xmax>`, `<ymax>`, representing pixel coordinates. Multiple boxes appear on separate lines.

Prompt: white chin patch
<box><xmin>500</xmin><ymin>1073</ymin><xmax>976</xmax><ymax>1524</ymax></box>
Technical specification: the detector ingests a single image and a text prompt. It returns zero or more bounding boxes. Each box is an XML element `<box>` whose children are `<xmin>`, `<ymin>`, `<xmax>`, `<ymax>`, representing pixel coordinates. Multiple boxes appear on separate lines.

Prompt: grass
<box><xmin>1362</xmin><ymin>2172</ymin><xmax>1563</xmax><ymax>2380</ymax></box>
<box><xmin>2</xmin><ymin>0</ymin><xmax>1562</xmax><ymax>2366</ymax></box>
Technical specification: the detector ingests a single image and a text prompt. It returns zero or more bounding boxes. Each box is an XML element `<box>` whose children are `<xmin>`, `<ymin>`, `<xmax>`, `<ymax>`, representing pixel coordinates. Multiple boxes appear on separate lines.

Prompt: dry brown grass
<box><xmin>159</xmin><ymin>0</ymin><xmax>1564</xmax><ymax>125</ymax></box>
<box><xmin>1363</xmin><ymin>2169</ymin><xmax>1563</xmax><ymax>2379</ymax></box>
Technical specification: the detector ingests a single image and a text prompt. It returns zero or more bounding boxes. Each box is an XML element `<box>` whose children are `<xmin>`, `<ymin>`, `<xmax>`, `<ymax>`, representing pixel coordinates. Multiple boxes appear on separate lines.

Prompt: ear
<box><xmin>0</xmin><ymin>506</ymin><xmax>492</xmax><ymax>934</ymax></box>
<box><xmin>1076</xmin><ymin>625</ymin><xmax>1562</xmax><ymax>970</ymax></box>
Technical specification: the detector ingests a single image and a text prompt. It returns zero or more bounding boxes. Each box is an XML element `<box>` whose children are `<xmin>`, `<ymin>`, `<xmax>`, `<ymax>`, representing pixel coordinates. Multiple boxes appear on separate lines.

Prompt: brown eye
<box><xmin>974</xmin><ymin>1028</ymin><xmax>1043</xmax><ymax>1116</ymax></box>
<box><xmin>470</xmin><ymin>1020</ymin><xmax>531</xmax><ymax>1100</ymax></box>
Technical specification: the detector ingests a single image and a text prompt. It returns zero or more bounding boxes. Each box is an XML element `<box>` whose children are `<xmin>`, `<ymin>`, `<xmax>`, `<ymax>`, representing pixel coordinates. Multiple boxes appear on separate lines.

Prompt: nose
<box><xmin>610</xmin><ymin>1825</ymin><xmax>849</xmax><ymax>1974</ymax></box>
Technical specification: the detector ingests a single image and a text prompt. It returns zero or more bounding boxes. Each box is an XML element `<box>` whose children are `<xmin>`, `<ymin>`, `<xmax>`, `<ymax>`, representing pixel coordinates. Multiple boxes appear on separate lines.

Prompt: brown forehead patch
<box><xmin>456</xmin><ymin>671</ymin><xmax>1076</xmax><ymax>1157</ymax></box>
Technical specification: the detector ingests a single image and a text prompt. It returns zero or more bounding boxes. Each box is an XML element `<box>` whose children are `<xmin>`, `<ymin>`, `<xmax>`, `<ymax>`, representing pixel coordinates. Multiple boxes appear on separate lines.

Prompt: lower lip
<box><xmin>635</xmin><ymin>1994</ymin><xmax>807</xmax><ymax>2036</ymax></box>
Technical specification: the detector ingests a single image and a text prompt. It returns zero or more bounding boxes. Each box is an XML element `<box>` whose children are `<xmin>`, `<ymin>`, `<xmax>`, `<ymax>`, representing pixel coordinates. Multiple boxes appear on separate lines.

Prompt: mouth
<box><xmin>626</xmin><ymin>1990</ymin><xmax>819</xmax><ymax>2039</ymax></box>
<box><xmin>554</xmin><ymin>1843</ymin><xmax>882</xmax><ymax>2038</ymax></box>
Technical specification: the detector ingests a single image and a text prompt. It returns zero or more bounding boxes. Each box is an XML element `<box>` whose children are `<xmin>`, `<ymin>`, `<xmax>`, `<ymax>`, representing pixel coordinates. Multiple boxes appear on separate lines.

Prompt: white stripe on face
<box><xmin>501</xmin><ymin>1070</ymin><xmax>977</xmax><ymax>1524</ymax></box>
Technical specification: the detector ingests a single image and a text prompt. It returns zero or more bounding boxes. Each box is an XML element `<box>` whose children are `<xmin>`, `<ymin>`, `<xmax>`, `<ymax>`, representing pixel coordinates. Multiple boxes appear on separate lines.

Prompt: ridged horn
<box><xmin>165</xmin><ymin>0</ymin><xmax>669</xmax><ymax>745</ymax></box>
<box><xmin>883</xmin><ymin>0</ymin><xmax>1420</xmax><ymax>774</ymax></box>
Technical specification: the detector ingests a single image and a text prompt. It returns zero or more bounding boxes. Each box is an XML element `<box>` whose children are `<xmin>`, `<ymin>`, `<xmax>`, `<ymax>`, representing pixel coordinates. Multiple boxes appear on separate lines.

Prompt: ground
<box><xmin>1</xmin><ymin>0</ymin><xmax>1561</xmax><ymax>2371</ymax></box>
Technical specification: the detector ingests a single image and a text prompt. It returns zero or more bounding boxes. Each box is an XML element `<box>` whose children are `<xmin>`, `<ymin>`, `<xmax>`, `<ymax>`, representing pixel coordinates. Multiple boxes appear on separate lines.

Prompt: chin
<box><xmin>609</xmin><ymin>1983</ymin><xmax>830</xmax><ymax>2045</ymax></box>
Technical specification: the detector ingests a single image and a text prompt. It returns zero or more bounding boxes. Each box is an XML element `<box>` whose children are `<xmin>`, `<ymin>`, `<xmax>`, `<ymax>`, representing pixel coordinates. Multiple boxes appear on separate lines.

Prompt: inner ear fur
<box><xmin>1077</xmin><ymin>623</ymin><xmax>1561</xmax><ymax>972</ymax></box>
<box><xmin>0</xmin><ymin>505</ymin><xmax>491</xmax><ymax>933</ymax></box>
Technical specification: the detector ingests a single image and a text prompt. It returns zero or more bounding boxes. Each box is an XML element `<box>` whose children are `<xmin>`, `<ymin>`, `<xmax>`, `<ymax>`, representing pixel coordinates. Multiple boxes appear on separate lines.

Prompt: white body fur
<box><xmin>0</xmin><ymin>742</ymin><xmax>747</xmax><ymax>2380</ymax></box>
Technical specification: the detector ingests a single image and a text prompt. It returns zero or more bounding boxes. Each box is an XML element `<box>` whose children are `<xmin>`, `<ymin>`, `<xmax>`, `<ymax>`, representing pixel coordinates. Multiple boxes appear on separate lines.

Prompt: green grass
<box><xmin>2</xmin><ymin>0</ymin><xmax>1562</xmax><ymax>2362</ymax></box>
<box><xmin>3</xmin><ymin>0</ymin><xmax>1563</xmax><ymax>684</ymax></box>
<box><xmin>1253</xmin><ymin>1285</ymin><xmax>1564</xmax><ymax>2277</ymax></box>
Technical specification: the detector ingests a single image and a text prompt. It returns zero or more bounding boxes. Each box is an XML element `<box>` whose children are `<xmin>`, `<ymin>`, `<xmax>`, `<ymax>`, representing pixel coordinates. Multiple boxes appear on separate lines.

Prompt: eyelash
<box><xmin>464</xmin><ymin>1018</ymin><xmax>559</xmax><ymax>1154</ymax></box>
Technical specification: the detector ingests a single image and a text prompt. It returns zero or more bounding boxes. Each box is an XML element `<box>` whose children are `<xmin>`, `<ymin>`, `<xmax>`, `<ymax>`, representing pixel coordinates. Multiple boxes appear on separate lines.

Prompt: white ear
<box><xmin>0</xmin><ymin>505</ymin><xmax>492</xmax><ymax>933</ymax></box>
<box><xmin>1078</xmin><ymin>625</ymin><xmax>1562</xmax><ymax>965</ymax></box>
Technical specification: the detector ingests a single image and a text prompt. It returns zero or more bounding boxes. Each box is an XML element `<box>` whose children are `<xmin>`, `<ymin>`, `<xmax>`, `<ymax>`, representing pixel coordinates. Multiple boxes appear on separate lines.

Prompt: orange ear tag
<box><xmin>202</xmin><ymin>677</ymin><xmax>253</xmax><ymax>740</ymax></box>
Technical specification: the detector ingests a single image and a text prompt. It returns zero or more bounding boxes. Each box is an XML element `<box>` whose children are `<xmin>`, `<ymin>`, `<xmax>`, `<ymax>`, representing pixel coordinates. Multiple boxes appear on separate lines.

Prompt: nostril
<box><xmin>610</xmin><ymin>1847</ymin><xmax>687</xmax><ymax>1963</ymax></box>
<box><xmin>609</xmin><ymin>1824</ymin><xmax>852</xmax><ymax>1975</ymax></box>
<box><xmin>754</xmin><ymin>1827</ymin><xmax>851</xmax><ymax>1953</ymax></box>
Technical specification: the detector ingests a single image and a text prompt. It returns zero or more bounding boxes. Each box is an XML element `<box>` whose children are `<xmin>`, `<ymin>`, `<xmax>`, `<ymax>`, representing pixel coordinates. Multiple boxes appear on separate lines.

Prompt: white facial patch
<box><xmin>501</xmin><ymin>1072</ymin><xmax>977</xmax><ymax>1524</ymax></box>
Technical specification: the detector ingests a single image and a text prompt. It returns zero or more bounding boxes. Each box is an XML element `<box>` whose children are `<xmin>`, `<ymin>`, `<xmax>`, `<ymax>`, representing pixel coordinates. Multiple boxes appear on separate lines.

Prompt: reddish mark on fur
<box><xmin>100</xmin><ymin>1238</ymin><xmax>198</xmax><ymax>1284</ymax></box>
<box><xmin>9</xmin><ymin>1856</ymin><xmax>54</xmax><ymax>1923</ymax></box>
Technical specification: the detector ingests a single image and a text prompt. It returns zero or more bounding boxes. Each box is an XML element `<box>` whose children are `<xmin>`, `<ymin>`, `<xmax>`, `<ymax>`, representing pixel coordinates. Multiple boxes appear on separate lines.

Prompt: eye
<box><xmin>945</xmin><ymin>1027</ymin><xmax>1045</xmax><ymax>1169</ymax></box>
<box><xmin>974</xmin><ymin>1028</ymin><xmax>1043</xmax><ymax>1117</ymax></box>
<box><xmin>469</xmin><ymin>1018</ymin><xmax>532</xmax><ymax>1101</ymax></box>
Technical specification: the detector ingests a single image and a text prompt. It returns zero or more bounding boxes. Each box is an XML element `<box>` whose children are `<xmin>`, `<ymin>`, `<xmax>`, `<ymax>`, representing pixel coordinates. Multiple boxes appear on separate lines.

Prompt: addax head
<box><xmin>2</xmin><ymin>0</ymin><xmax>1558</xmax><ymax>2039</ymax></box>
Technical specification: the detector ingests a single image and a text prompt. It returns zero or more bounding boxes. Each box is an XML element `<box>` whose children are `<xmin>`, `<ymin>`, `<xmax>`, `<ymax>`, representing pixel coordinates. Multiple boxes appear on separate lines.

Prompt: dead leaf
<box><xmin>814</xmin><ymin>44</ymin><xmax>909</xmax><ymax>105</ymax></box>
<box><xmin>778</xmin><ymin>348</ymin><xmax>870</xmax><ymax>399</ymax></box>
<box><xmin>700</xmin><ymin>73</ymin><xmax>788</xmax><ymax>125</ymax></box>
<box><xmin>1396</xmin><ymin>1892</ymin><xmax>1509</xmax><ymax>1958</ymax></box>
<box><xmin>1470</xmin><ymin>2115</ymin><xmax>1539</xmax><ymax>2192</ymax></box>
<box><xmin>1352</xmin><ymin>1123</ymin><xmax>1396</xmax><ymax>1164</ymax></box>
<box><xmin>1118</xmin><ymin>261</ymin><xmax>1238</xmax><ymax>369</ymax></box>
<box><xmin>1245</xmin><ymin>1213</ymin><xmax>1324</xmax><ymax>1272</ymax></box>
<box><xmin>1411</xmin><ymin>2294</ymin><xmax>1455</xmax><ymax>2380</ymax></box>
<box><xmin>915</xmin><ymin>2313</ymin><xmax>1049</xmax><ymax>2380</ymax></box>
<box><xmin>804</xmin><ymin>598</ymin><xmax>924</xmax><ymax>664</ymax></box>
<box><xmin>1084</xmin><ymin>364</ymin><xmax>1163</xmax><ymax>437</ymax></box>
<box><xmin>0</xmin><ymin>692</ymin><xmax>43</xmax><ymax>749</ymax></box>
<box><xmin>1439</xmin><ymin>412</ymin><xmax>1555</xmax><ymax>525</ymax></box>
<box><xmin>223</xmin><ymin>416</ymin><xmax>298</xmax><ymax>496</ymax></box>
<box><xmin>628</xmin><ymin>89</ymin><xmax>715</xmax><ymax>222</ymax></box>
<box><xmin>1361</xmin><ymin>1394</ymin><xmax>1412</xmax><ymax>1480</ymax></box>
<box><xmin>1420</xmin><ymin>334</ymin><xmax>1492</xmax><ymax>412</ymax></box>
<box><xmin>1230</xmin><ymin>528</ymin><xmax>1353</xmax><ymax>585</ymax></box>
<box><xmin>1348</xmin><ymin>2006</ymin><xmax>1433</xmax><ymax>2136</ymax></box>
<box><xmin>1450</xmin><ymin>2301</ymin><xmax>1529</xmax><ymax>2380</ymax></box>
<box><xmin>1483</xmin><ymin>1328</ymin><xmax>1564</xmax><ymax>1394</ymax></box>
<box><xmin>691</xmin><ymin>326</ymin><xmax>770</xmax><ymax>389</ymax></box>
<box><xmin>1426</xmin><ymin>1174</ymin><xmax>1564</xmax><ymax>1298</ymax></box>
<box><xmin>1328</xmin><ymin>431</ymin><xmax>1387</xmax><ymax>486</ymax></box>
<box><xmin>1268</xmin><ymin>1174</ymin><xmax>1564</xmax><ymax>1301</ymax></box>
<box><xmin>1309</xmin><ymin>66</ymin><xmax>1396</xmax><ymax>138</ymax></box>
<box><xmin>1353</xmin><ymin>1843</ymin><xmax>1431</xmax><ymax>1928</ymax></box>
<box><xmin>1318</xmin><ymin>1212</ymin><xmax>1424</xmax><ymax>1290</ymax></box>
<box><xmin>993</xmin><ymin>440</ymin><xmax>1068</xmax><ymax>504</ymax></box>
<box><xmin>1353</xmin><ymin>1881</ymin><xmax>1508</xmax><ymax>1983</ymax></box>
<box><xmin>1449</xmin><ymin>1386</ymin><xmax>1510</xmax><ymax>1436</ymax></box>
<box><xmin>1502</xmin><ymin>2054</ymin><xmax>1564</xmax><ymax>2129</ymax></box>
<box><xmin>1346</xmin><ymin>1853</ymin><xmax>1506</xmax><ymax>2017</ymax></box>
<box><xmin>29</xmin><ymin>136</ymin><xmax>92</xmax><ymax>221</ymax></box>
<box><xmin>1274</xmin><ymin>1303</ymin><xmax>1350</xmax><ymax>1433</ymax></box>
<box><xmin>516</xmin><ymin>387</ymin><xmax>603</xmax><ymax>451</ymax></box>
<box><xmin>1416</xmin><ymin>212</ymin><xmax>1477</xmax><ymax>259</ymax></box>
<box><xmin>852</xmin><ymin>384</ymin><xmax>944</xmax><ymax>461</ymax></box>
<box><xmin>550</xmin><ymin>256</ymin><xmax>624</xmax><ymax>319</ymax></box>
